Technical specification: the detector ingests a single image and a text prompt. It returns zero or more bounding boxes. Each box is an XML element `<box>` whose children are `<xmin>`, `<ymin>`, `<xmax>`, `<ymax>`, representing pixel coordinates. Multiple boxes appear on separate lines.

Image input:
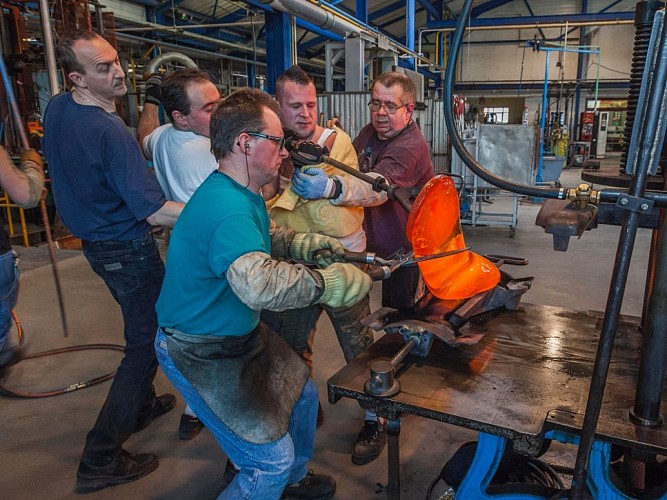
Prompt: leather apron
<box><xmin>165</xmin><ymin>322</ymin><xmax>310</xmax><ymax>444</ymax></box>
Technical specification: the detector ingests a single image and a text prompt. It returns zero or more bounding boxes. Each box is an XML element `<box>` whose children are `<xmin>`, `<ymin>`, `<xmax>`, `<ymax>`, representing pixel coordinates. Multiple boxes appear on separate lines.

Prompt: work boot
<box><xmin>178</xmin><ymin>414</ymin><xmax>204</xmax><ymax>440</ymax></box>
<box><xmin>281</xmin><ymin>470</ymin><xmax>336</xmax><ymax>499</ymax></box>
<box><xmin>74</xmin><ymin>450</ymin><xmax>159</xmax><ymax>494</ymax></box>
<box><xmin>351</xmin><ymin>420</ymin><xmax>387</xmax><ymax>465</ymax></box>
<box><xmin>134</xmin><ymin>393</ymin><xmax>176</xmax><ymax>432</ymax></box>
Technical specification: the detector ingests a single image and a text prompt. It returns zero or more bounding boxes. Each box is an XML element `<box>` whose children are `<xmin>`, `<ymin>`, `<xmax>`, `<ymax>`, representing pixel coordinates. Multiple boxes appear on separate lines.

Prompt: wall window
<box><xmin>483</xmin><ymin>106</ymin><xmax>509</xmax><ymax>124</ymax></box>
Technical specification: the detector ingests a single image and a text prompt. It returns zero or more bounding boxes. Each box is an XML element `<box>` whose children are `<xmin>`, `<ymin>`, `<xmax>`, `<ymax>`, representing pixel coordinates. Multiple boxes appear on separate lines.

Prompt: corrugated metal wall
<box><xmin>317</xmin><ymin>93</ymin><xmax>449</xmax><ymax>174</ymax></box>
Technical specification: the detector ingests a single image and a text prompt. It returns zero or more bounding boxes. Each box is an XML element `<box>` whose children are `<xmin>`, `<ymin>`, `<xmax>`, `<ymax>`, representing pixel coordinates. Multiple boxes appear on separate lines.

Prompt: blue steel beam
<box><xmin>265</xmin><ymin>11</ymin><xmax>293</xmax><ymax>93</ymax></box>
<box><xmin>416</xmin><ymin>0</ymin><xmax>439</xmax><ymax>19</ymax></box>
<box><xmin>426</xmin><ymin>11</ymin><xmax>635</xmax><ymax>29</ymax></box>
<box><xmin>369</xmin><ymin>1</ymin><xmax>403</xmax><ymax>21</ymax></box>
<box><xmin>471</xmin><ymin>0</ymin><xmax>514</xmax><ymax>18</ymax></box>
<box><xmin>521</xmin><ymin>0</ymin><xmax>546</xmax><ymax>40</ymax></box>
<box><xmin>356</xmin><ymin>0</ymin><xmax>368</xmax><ymax>24</ymax></box>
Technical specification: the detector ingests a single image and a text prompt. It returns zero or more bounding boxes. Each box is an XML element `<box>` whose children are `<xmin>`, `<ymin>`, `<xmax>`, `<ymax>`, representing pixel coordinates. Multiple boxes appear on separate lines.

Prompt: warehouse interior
<box><xmin>1</xmin><ymin>0</ymin><xmax>666</xmax><ymax>499</ymax></box>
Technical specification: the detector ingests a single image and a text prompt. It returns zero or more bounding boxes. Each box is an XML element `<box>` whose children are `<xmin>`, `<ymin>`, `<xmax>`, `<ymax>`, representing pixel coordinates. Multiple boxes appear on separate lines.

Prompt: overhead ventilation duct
<box><xmin>260</xmin><ymin>0</ymin><xmax>364</xmax><ymax>36</ymax></box>
<box><xmin>146</xmin><ymin>52</ymin><xmax>197</xmax><ymax>74</ymax></box>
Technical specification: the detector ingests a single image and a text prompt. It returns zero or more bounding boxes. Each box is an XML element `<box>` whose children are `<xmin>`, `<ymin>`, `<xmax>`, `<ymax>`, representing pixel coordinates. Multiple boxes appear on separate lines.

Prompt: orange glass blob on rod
<box><xmin>407</xmin><ymin>175</ymin><xmax>500</xmax><ymax>300</ymax></box>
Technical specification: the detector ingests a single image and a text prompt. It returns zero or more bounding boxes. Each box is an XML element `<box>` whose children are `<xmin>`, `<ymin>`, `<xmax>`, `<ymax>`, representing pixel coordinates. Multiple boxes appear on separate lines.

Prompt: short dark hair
<box><xmin>210</xmin><ymin>88</ymin><xmax>280</xmax><ymax>161</ymax></box>
<box><xmin>275</xmin><ymin>65</ymin><xmax>313</xmax><ymax>101</ymax></box>
<box><xmin>161</xmin><ymin>68</ymin><xmax>213</xmax><ymax>121</ymax></box>
<box><xmin>56</xmin><ymin>30</ymin><xmax>101</xmax><ymax>75</ymax></box>
<box><xmin>373</xmin><ymin>72</ymin><xmax>416</xmax><ymax>104</ymax></box>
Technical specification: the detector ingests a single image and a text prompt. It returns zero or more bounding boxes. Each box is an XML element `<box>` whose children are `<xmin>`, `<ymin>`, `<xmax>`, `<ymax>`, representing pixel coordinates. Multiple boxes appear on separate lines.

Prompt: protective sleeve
<box><xmin>16</xmin><ymin>161</ymin><xmax>45</xmax><ymax>209</ymax></box>
<box><xmin>227</xmin><ymin>251</ymin><xmax>324</xmax><ymax>311</ymax></box>
<box><xmin>268</xmin><ymin>219</ymin><xmax>297</xmax><ymax>258</ymax></box>
<box><xmin>330</xmin><ymin>171</ymin><xmax>388</xmax><ymax>207</ymax></box>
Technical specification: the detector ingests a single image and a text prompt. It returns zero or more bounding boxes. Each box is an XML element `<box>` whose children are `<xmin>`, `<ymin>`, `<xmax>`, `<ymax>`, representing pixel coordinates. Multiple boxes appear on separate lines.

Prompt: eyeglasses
<box><xmin>368</xmin><ymin>100</ymin><xmax>409</xmax><ymax>114</ymax></box>
<box><xmin>247</xmin><ymin>132</ymin><xmax>286</xmax><ymax>150</ymax></box>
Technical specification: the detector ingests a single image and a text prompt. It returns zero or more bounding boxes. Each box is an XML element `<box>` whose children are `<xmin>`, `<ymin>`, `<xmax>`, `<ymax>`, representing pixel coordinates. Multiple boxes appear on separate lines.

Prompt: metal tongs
<box><xmin>333</xmin><ymin>247</ymin><xmax>471</xmax><ymax>280</ymax></box>
<box><xmin>318</xmin><ymin>248</ymin><xmax>528</xmax><ymax>280</ymax></box>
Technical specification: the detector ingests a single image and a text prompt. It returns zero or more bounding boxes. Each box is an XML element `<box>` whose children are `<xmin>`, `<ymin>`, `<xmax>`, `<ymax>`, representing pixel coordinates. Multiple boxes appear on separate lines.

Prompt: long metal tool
<box><xmin>0</xmin><ymin>53</ymin><xmax>69</xmax><ymax>337</ymax></box>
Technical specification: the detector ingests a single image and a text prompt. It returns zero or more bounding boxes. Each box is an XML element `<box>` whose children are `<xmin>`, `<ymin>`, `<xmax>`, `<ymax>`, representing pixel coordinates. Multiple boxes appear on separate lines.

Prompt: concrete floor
<box><xmin>0</xmin><ymin>157</ymin><xmax>656</xmax><ymax>499</ymax></box>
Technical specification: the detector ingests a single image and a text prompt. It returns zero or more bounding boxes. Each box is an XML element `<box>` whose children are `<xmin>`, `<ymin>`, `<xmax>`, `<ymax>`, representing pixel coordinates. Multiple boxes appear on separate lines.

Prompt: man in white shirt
<box><xmin>137</xmin><ymin>68</ymin><xmax>220</xmax><ymax>439</ymax></box>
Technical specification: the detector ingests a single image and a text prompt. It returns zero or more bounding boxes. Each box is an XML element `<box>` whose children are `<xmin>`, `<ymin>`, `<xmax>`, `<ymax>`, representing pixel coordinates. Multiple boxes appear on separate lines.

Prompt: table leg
<box><xmin>385</xmin><ymin>418</ymin><xmax>401</xmax><ymax>500</ymax></box>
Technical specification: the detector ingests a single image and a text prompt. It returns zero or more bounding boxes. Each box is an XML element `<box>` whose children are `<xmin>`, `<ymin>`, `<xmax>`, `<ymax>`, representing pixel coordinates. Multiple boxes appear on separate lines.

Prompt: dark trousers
<box><xmin>80</xmin><ymin>234</ymin><xmax>165</xmax><ymax>463</ymax></box>
<box><xmin>382</xmin><ymin>265</ymin><xmax>421</xmax><ymax>310</ymax></box>
<box><xmin>263</xmin><ymin>295</ymin><xmax>373</xmax><ymax>375</ymax></box>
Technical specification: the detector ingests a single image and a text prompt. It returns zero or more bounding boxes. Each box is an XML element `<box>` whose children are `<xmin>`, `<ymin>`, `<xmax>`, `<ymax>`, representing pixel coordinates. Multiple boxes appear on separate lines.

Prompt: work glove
<box><xmin>290</xmin><ymin>233</ymin><xmax>345</xmax><ymax>267</ymax></box>
<box><xmin>144</xmin><ymin>73</ymin><xmax>162</xmax><ymax>107</ymax></box>
<box><xmin>291</xmin><ymin>141</ymin><xmax>328</xmax><ymax>168</ymax></box>
<box><xmin>291</xmin><ymin>167</ymin><xmax>334</xmax><ymax>199</ymax></box>
<box><xmin>315</xmin><ymin>263</ymin><xmax>373</xmax><ymax>309</ymax></box>
<box><xmin>283</xmin><ymin>128</ymin><xmax>298</xmax><ymax>152</ymax></box>
<box><xmin>19</xmin><ymin>148</ymin><xmax>43</xmax><ymax>171</ymax></box>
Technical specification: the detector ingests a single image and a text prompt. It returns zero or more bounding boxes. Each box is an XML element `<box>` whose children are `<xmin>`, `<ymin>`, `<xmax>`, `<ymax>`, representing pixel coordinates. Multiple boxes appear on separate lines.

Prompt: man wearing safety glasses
<box><xmin>354</xmin><ymin>71</ymin><xmax>434</xmax><ymax>310</ymax></box>
<box><xmin>155</xmin><ymin>88</ymin><xmax>372</xmax><ymax>499</ymax></box>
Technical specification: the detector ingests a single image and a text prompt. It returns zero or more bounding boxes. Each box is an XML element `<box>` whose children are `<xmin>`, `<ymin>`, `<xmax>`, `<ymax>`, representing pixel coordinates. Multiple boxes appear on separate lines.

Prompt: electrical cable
<box><xmin>0</xmin><ymin>343</ymin><xmax>124</xmax><ymax>398</ymax></box>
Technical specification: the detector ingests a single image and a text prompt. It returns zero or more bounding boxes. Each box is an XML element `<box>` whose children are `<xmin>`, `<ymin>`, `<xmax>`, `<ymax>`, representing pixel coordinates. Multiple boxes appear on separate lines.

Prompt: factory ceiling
<box><xmin>15</xmin><ymin>0</ymin><xmax>636</xmax><ymax>84</ymax></box>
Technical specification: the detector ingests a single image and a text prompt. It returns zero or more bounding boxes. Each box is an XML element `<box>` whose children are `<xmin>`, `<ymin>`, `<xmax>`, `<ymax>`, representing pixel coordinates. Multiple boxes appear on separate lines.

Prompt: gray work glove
<box><xmin>315</xmin><ymin>263</ymin><xmax>373</xmax><ymax>309</ymax></box>
<box><xmin>144</xmin><ymin>73</ymin><xmax>162</xmax><ymax>107</ymax></box>
<box><xmin>290</xmin><ymin>233</ymin><xmax>345</xmax><ymax>268</ymax></box>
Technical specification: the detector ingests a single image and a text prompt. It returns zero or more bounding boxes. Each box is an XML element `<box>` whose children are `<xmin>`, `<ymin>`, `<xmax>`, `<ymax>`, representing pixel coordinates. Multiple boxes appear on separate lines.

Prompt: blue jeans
<box><xmin>155</xmin><ymin>328</ymin><xmax>318</xmax><ymax>499</ymax></box>
<box><xmin>0</xmin><ymin>250</ymin><xmax>19</xmax><ymax>355</ymax></box>
<box><xmin>81</xmin><ymin>234</ymin><xmax>165</xmax><ymax>463</ymax></box>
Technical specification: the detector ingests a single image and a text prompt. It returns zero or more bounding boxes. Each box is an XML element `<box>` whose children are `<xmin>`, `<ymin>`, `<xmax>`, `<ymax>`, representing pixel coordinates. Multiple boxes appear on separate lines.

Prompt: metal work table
<box><xmin>581</xmin><ymin>167</ymin><xmax>665</xmax><ymax>190</ymax></box>
<box><xmin>327</xmin><ymin>303</ymin><xmax>667</xmax><ymax>498</ymax></box>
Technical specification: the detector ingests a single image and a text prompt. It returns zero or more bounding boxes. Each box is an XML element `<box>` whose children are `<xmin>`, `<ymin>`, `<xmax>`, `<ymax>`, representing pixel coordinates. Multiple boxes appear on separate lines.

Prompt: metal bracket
<box><xmin>616</xmin><ymin>194</ymin><xmax>655</xmax><ymax>215</ymax></box>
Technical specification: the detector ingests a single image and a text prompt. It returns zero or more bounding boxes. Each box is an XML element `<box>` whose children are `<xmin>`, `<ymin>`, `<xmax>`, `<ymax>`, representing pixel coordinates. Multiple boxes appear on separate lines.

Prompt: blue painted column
<box><xmin>406</xmin><ymin>0</ymin><xmax>416</xmax><ymax>70</ymax></box>
<box><xmin>265</xmin><ymin>11</ymin><xmax>294</xmax><ymax>95</ymax></box>
<box><xmin>355</xmin><ymin>0</ymin><xmax>368</xmax><ymax>24</ymax></box>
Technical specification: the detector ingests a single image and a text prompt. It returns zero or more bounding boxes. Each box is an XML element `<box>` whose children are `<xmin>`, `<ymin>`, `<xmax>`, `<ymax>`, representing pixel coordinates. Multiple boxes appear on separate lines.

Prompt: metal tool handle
<box><xmin>485</xmin><ymin>254</ymin><xmax>529</xmax><ymax>266</ymax></box>
<box><xmin>312</xmin><ymin>249</ymin><xmax>377</xmax><ymax>265</ymax></box>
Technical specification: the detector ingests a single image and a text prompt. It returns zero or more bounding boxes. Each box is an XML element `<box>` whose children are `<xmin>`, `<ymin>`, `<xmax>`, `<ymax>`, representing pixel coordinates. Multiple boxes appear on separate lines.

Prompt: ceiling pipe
<box><xmin>38</xmin><ymin>0</ymin><xmax>59</xmax><ymax>96</ymax></box>
<box><xmin>110</xmin><ymin>21</ymin><xmax>260</xmax><ymax>54</ymax></box>
<box><xmin>260</xmin><ymin>0</ymin><xmax>365</xmax><ymax>35</ymax></box>
<box><xmin>114</xmin><ymin>31</ymin><xmax>332</xmax><ymax>71</ymax></box>
<box><xmin>260</xmin><ymin>0</ymin><xmax>444</xmax><ymax>71</ymax></box>
<box><xmin>112</xmin><ymin>21</ymin><xmax>265</xmax><ymax>31</ymax></box>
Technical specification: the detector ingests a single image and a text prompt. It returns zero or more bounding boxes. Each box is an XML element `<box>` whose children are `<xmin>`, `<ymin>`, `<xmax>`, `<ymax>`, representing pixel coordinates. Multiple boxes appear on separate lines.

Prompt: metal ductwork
<box><xmin>260</xmin><ymin>0</ymin><xmax>364</xmax><ymax>37</ymax></box>
<box><xmin>146</xmin><ymin>52</ymin><xmax>197</xmax><ymax>74</ymax></box>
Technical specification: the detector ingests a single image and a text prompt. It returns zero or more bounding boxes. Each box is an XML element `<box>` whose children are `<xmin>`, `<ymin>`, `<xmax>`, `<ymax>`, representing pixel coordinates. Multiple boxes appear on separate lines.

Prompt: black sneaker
<box><xmin>316</xmin><ymin>402</ymin><xmax>324</xmax><ymax>429</ymax></box>
<box><xmin>134</xmin><ymin>393</ymin><xmax>176</xmax><ymax>432</ymax></box>
<box><xmin>74</xmin><ymin>450</ymin><xmax>159</xmax><ymax>494</ymax></box>
<box><xmin>281</xmin><ymin>470</ymin><xmax>336</xmax><ymax>499</ymax></box>
<box><xmin>223</xmin><ymin>459</ymin><xmax>239</xmax><ymax>485</ymax></box>
<box><xmin>351</xmin><ymin>420</ymin><xmax>387</xmax><ymax>465</ymax></box>
<box><xmin>178</xmin><ymin>414</ymin><xmax>204</xmax><ymax>440</ymax></box>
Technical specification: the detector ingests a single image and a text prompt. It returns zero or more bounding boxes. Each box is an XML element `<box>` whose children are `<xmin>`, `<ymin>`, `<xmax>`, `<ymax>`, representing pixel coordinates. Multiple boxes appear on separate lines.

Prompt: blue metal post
<box><xmin>265</xmin><ymin>11</ymin><xmax>294</xmax><ymax>94</ymax></box>
<box><xmin>537</xmin><ymin>50</ymin><xmax>550</xmax><ymax>184</ymax></box>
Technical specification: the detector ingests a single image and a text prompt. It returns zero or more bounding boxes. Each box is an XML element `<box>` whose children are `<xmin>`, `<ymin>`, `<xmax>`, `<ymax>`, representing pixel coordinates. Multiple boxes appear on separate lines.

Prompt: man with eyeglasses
<box><xmin>154</xmin><ymin>87</ymin><xmax>373</xmax><ymax>499</ymax></box>
<box><xmin>290</xmin><ymin>71</ymin><xmax>434</xmax><ymax>465</ymax></box>
<box><xmin>267</xmin><ymin>65</ymin><xmax>385</xmax><ymax>433</ymax></box>
<box><xmin>354</xmin><ymin>71</ymin><xmax>434</xmax><ymax>309</ymax></box>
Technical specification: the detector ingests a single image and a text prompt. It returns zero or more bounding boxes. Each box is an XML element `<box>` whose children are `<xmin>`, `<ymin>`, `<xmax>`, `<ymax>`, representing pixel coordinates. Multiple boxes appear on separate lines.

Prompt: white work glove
<box><xmin>290</xmin><ymin>233</ymin><xmax>345</xmax><ymax>268</ymax></box>
<box><xmin>315</xmin><ymin>263</ymin><xmax>373</xmax><ymax>309</ymax></box>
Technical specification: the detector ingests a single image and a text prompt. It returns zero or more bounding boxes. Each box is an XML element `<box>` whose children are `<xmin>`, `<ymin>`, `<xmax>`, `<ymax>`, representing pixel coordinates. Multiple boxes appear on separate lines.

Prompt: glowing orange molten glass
<box><xmin>407</xmin><ymin>175</ymin><xmax>500</xmax><ymax>301</ymax></box>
